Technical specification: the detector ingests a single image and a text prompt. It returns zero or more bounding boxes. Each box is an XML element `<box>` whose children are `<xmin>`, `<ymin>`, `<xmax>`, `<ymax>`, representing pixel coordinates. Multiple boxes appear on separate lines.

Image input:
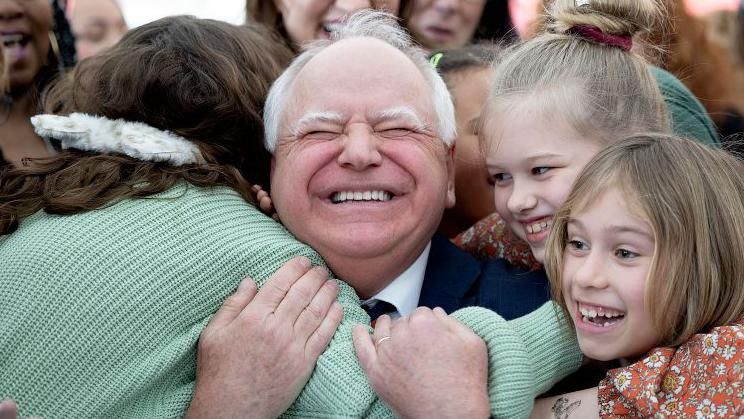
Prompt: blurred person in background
<box><xmin>649</xmin><ymin>0</ymin><xmax>744</xmax><ymax>141</ymax></box>
<box><xmin>404</xmin><ymin>0</ymin><xmax>513</xmax><ymax>51</ymax></box>
<box><xmin>246</xmin><ymin>0</ymin><xmax>409</xmax><ymax>50</ymax></box>
<box><xmin>67</xmin><ymin>0</ymin><xmax>127</xmax><ymax>60</ymax></box>
<box><xmin>0</xmin><ymin>0</ymin><xmax>74</xmax><ymax>167</ymax></box>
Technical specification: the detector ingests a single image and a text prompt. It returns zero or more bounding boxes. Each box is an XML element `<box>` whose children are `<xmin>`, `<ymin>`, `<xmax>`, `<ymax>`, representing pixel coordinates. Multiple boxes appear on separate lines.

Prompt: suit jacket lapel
<box><xmin>417</xmin><ymin>234</ymin><xmax>481</xmax><ymax>313</ymax></box>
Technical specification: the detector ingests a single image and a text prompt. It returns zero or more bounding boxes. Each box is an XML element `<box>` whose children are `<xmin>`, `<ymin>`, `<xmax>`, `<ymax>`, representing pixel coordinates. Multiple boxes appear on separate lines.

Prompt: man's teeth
<box><xmin>331</xmin><ymin>190</ymin><xmax>392</xmax><ymax>203</ymax></box>
<box><xmin>525</xmin><ymin>219</ymin><xmax>552</xmax><ymax>234</ymax></box>
<box><xmin>580</xmin><ymin>306</ymin><xmax>625</xmax><ymax>327</ymax></box>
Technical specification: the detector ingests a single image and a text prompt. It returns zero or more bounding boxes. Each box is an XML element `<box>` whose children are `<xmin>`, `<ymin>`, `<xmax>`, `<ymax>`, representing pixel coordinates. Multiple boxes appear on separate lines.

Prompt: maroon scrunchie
<box><xmin>568</xmin><ymin>24</ymin><xmax>633</xmax><ymax>51</ymax></box>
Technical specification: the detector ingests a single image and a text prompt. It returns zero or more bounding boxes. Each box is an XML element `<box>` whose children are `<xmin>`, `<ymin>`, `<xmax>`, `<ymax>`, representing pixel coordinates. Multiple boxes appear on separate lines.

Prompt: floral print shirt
<box><xmin>453</xmin><ymin>213</ymin><xmax>541</xmax><ymax>271</ymax></box>
<box><xmin>598</xmin><ymin>321</ymin><xmax>744</xmax><ymax>418</ymax></box>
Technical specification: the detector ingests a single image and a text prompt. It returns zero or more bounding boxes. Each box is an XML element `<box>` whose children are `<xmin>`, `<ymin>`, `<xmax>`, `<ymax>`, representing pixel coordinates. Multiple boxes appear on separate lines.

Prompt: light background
<box><xmin>119</xmin><ymin>0</ymin><xmax>741</xmax><ymax>29</ymax></box>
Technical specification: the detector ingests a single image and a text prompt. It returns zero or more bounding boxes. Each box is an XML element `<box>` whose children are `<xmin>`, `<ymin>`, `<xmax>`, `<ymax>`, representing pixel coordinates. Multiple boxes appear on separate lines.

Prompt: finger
<box><xmin>273</xmin><ymin>266</ymin><xmax>328</xmax><ymax>322</ymax></box>
<box><xmin>294</xmin><ymin>279</ymin><xmax>339</xmax><ymax>339</ymax></box>
<box><xmin>209</xmin><ymin>277</ymin><xmax>258</xmax><ymax>328</ymax></box>
<box><xmin>372</xmin><ymin>314</ymin><xmax>392</xmax><ymax>345</ymax></box>
<box><xmin>0</xmin><ymin>400</ymin><xmax>18</xmax><ymax>419</ymax></box>
<box><xmin>352</xmin><ymin>323</ymin><xmax>378</xmax><ymax>372</ymax></box>
<box><xmin>252</xmin><ymin>256</ymin><xmax>313</xmax><ymax>313</ymax></box>
<box><xmin>306</xmin><ymin>301</ymin><xmax>344</xmax><ymax>358</ymax></box>
<box><xmin>433</xmin><ymin>306</ymin><xmax>472</xmax><ymax>336</ymax></box>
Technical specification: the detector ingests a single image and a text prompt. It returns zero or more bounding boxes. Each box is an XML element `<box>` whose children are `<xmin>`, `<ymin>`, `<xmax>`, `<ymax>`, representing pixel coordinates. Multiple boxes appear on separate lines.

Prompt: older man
<box><xmin>264</xmin><ymin>12</ymin><xmax>547</xmax><ymax>320</ymax></box>
<box><xmin>187</xmin><ymin>10</ymin><xmax>581</xmax><ymax>419</ymax></box>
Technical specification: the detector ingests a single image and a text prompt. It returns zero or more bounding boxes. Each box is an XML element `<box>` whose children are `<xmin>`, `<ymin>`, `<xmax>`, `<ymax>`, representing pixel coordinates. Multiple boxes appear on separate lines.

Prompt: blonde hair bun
<box><xmin>546</xmin><ymin>0</ymin><xmax>663</xmax><ymax>38</ymax></box>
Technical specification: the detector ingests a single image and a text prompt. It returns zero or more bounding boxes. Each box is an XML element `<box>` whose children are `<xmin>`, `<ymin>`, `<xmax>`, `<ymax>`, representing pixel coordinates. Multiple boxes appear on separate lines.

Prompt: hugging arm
<box><xmin>189</xmin><ymin>252</ymin><xmax>582</xmax><ymax>418</ymax></box>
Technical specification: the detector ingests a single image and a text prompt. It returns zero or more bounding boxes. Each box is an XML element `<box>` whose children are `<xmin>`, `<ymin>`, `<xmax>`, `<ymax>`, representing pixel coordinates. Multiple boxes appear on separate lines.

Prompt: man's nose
<box><xmin>506</xmin><ymin>179</ymin><xmax>538</xmax><ymax>214</ymax></box>
<box><xmin>337</xmin><ymin>126</ymin><xmax>383</xmax><ymax>170</ymax></box>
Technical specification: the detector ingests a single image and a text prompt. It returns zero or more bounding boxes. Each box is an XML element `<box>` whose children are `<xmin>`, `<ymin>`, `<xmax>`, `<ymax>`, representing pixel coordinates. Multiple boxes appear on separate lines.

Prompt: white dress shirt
<box><xmin>360</xmin><ymin>242</ymin><xmax>431</xmax><ymax>319</ymax></box>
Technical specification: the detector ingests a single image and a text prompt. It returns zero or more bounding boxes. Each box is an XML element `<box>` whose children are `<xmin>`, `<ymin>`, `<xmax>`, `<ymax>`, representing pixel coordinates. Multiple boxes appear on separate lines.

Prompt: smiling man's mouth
<box><xmin>331</xmin><ymin>190</ymin><xmax>394</xmax><ymax>203</ymax></box>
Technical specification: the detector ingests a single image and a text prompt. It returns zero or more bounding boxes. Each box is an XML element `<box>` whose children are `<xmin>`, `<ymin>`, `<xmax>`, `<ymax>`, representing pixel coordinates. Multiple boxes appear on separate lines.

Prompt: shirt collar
<box><xmin>361</xmin><ymin>241</ymin><xmax>431</xmax><ymax>318</ymax></box>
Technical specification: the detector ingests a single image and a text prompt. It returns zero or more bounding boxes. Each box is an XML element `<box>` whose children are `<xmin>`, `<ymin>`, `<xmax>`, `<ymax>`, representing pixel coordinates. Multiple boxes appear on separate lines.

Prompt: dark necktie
<box><xmin>362</xmin><ymin>300</ymin><xmax>396</xmax><ymax>325</ymax></box>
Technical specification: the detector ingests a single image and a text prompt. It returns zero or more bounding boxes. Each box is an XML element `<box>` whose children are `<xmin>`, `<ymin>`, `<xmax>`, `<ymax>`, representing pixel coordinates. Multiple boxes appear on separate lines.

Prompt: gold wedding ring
<box><xmin>375</xmin><ymin>336</ymin><xmax>391</xmax><ymax>346</ymax></box>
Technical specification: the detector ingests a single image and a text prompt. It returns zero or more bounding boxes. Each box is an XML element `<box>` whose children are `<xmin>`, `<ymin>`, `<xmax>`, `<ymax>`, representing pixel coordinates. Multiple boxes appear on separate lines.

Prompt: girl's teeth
<box><xmin>525</xmin><ymin>220</ymin><xmax>552</xmax><ymax>234</ymax></box>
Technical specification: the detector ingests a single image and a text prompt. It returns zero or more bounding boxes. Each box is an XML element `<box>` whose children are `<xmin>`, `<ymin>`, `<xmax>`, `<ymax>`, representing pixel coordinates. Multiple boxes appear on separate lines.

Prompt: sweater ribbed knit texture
<box><xmin>0</xmin><ymin>184</ymin><xmax>580</xmax><ymax>418</ymax></box>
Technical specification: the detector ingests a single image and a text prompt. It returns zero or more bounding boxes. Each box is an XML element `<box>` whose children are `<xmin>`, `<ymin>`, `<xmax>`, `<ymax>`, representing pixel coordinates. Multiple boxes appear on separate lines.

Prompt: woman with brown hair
<box><xmin>0</xmin><ymin>15</ymin><xmax>351</xmax><ymax>418</ymax></box>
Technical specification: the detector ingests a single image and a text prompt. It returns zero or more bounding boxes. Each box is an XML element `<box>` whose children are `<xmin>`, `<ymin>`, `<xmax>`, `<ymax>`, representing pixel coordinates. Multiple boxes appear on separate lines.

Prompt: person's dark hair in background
<box><xmin>473</xmin><ymin>0</ymin><xmax>514</xmax><ymax>42</ymax></box>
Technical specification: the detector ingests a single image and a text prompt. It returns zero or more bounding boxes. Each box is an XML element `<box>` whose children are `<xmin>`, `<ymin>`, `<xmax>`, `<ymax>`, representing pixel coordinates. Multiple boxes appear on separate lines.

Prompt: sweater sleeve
<box><xmin>282</xmin><ymin>300</ymin><xmax>581</xmax><ymax>418</ymax></box>
<box><xmin>452</xmin><ymin>303</ymin><xmax>583</xmax><ymax>419</ymax></box>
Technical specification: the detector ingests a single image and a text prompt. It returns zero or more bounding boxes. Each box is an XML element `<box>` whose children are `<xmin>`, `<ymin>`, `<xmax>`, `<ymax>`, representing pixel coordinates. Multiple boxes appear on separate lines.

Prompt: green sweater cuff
<box><xmin>452</xmin><ymin>302</ymin><xmax>582</xmax><ymax>419</ymax></box>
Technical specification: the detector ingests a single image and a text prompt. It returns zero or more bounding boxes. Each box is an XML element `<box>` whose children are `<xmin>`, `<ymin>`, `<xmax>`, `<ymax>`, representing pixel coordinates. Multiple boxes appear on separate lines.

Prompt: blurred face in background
<box><xmin>273</xmin><ymin>0</ymin><xmax>401</xmax><ymax>45</ymax></box>
<box><xmin>69</xmin><ymin>0</ymin><xmax>128</xmax><ymax>60</ymax></box>
<box><xmin>407</xmin><ymin>0</ymin><xmax>485</xmax><ymax>50</ymax></box>
<box><xmin>0</xmin><ymin>0</ymin><xmax>52</xmax><ymax>93</ymax></box>
<box><xmin>440</xmin><ymin>66</ymin><xmax>494</xmax><ymax>235</ymax></box>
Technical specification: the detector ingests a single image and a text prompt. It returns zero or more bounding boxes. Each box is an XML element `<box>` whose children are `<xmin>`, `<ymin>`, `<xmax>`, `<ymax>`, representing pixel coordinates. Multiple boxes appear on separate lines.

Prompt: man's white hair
<box><xmin>263</xmin><ymin>10</ymin><xmax>456</xmax><ymax>154</ymax></box>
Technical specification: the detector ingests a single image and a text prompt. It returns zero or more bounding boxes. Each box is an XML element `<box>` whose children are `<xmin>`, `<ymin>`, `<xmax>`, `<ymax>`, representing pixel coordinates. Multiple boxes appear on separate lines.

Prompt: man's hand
<box><xmin>186</xmin><ymin>257</ymin><xmax>344</xmax><ymax>419</ymax></box>
<box><xmin>353</xmin><ymin>307</ymin><xmax>491</xmax><ymax>419</ymax></box>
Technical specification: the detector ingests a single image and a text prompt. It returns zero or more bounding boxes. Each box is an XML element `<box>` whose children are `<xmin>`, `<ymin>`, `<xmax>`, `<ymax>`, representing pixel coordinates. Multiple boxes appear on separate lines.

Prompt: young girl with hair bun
<box><xmin>531</xmin><ymin>134</ymin><xmax>744</xmax><ymax>417</ymax></box>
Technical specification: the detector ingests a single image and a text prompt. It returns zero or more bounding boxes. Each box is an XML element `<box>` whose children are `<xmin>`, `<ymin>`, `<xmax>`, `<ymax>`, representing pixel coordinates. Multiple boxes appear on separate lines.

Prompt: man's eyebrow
<box><xmin>289</xmin><ymin>111</ymin><xmax>346</xmax><ymax>137</ymax></box>
<box><xmin>371</xmin><ymin>106</ymin><xmax>427</xmax><ymax>130</ymax></box>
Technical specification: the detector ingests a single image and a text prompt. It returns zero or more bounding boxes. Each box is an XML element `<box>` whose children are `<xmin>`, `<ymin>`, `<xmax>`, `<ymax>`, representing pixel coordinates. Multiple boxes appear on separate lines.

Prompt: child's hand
<box><xmin>252</xmin><ymin>184</ymin><xmax>279</xmax><ymax>221</ymax></box>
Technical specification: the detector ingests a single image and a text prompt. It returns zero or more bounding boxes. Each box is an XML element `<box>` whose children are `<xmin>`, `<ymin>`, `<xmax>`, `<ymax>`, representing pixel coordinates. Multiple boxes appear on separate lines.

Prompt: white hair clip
<box><xmin>31</xmin><ymin>113</ymin><xmax>205</xmax><ymax>166</ymax></box>
<box><xmin>576</xmin><ymin>0</ymin><xmax>591</xmax><ymax>6</ymax></box>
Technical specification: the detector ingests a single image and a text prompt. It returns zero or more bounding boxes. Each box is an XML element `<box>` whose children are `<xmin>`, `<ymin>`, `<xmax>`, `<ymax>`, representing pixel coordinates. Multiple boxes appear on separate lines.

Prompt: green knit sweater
<box><xmin>0</xmin><ymin>184</ymin><xmax>581</xmax><ymax>418</ymax></box>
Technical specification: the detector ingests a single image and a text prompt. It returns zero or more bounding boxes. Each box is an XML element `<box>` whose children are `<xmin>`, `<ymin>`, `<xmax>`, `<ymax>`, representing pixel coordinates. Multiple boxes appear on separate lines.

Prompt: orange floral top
<box><xmin>453</xmin><ymin>213</ymin><xmax>541</xmax><ymax>271</ymax></box>
<box><xmin>598</xmin><ymin>321</ymin><xmax>744</xmax><ymax>418</ymax></box>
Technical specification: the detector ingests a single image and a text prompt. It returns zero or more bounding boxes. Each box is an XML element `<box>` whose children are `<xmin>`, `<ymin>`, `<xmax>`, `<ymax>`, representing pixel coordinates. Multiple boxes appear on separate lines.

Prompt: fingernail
<box><xmin>238</xmin><ymin>277</ymin><xmax>253</xmax><ymax>292</ymax></box>
<box><xmin>326</xmin><ymin>279</ymin><xmax>338</xmax><ymax>290</ymax></box>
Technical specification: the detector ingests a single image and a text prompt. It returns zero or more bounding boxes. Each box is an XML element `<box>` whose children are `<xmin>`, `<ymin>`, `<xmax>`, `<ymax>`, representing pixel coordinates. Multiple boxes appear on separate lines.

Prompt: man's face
<box><xmin>270</xmin><ymin>38</ymin><xmax>455</xmax><ymax>297</ymax></box>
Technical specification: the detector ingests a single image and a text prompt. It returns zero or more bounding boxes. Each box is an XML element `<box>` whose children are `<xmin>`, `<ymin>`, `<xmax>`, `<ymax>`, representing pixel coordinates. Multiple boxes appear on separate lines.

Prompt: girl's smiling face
<box><xmin>483</xmin><ymin>111</ymin><xmax>601</xmax><ymax>263</ymax></box>
<box><xmin>561</xmin><ymin>187</ymin><xmax>660</xmax><ymax>361</ymax></box>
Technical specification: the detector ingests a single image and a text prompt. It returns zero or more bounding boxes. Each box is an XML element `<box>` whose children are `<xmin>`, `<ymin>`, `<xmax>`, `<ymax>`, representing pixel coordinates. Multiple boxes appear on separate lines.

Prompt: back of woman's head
<box><xmin>50</xmin><ymin>15</ymin><xmax>292</xmax><ymax>186</ymax></box>
<box><xmin>486</xmin><ymin>0</ymin><xmax>669</xmax><ymax>144</ymax></box>
<box><xmin>546</xmin><ymin>134</ymin><xmax>744</xmax><ymax>346</ymax></box>
<box><xmin>1</xmin><ymin>16</ymin><xmax>292</xmax><ymax>234</ymax></box>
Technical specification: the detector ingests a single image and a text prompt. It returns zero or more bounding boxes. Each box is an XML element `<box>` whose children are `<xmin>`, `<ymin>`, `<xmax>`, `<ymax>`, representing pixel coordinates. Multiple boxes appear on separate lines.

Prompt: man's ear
<box><xmin>445</xmin><ymin>145</ymin><xmax>456</xmax><ymax>209</ymax></box>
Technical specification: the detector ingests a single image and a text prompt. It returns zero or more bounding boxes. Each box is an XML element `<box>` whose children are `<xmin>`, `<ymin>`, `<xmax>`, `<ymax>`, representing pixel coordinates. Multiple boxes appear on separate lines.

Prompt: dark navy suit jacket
<box><xmin>418</xmin><ymin>234</ymin><xmax>550</xmax><ymax>320</ymax></box>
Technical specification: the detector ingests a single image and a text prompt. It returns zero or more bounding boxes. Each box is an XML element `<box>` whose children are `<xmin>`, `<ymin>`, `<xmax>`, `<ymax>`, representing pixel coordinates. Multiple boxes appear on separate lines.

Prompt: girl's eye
<box><xmin>532</xmin><ymin>167</ymin><xmax>551</xmax><ymax>175</ymax></box>
<box><xmin>568</xmin><ymin>239</ymin><xmax>588</xmax><ymax>251</ymax></box>
<box><xmin>615</xmin><ymin>248</ymin><xmax>639</xmax><ymax>259</ymax></box>
<box><xmin>488</xmin><ymin>173</ymin><xmax>512</xmax><ymax>185</ymax></box>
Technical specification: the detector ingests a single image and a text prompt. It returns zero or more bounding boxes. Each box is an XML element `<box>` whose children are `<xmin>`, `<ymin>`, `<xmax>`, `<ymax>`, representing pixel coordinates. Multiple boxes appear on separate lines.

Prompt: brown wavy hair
<box><xmin>0</xmin><ymin>16</ymin><xmax>293</xmax><ymax>234</ymax></box>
